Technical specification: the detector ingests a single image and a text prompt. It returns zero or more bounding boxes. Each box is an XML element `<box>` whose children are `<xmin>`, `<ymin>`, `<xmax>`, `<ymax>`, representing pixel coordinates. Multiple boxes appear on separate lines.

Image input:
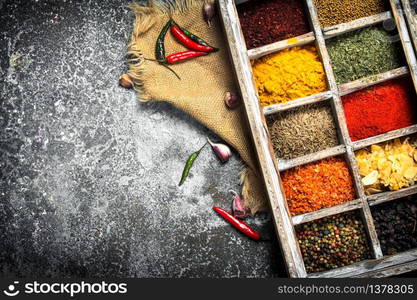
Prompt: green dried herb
<box><xmin>267</xmin><ymin>103</ymin><xmax>339</xmax><ymax>160</ymax></box>
<box><xmin>327</xmin><ymin>26</ymin><xmax>404</xmax><ymax>84</ymax></box>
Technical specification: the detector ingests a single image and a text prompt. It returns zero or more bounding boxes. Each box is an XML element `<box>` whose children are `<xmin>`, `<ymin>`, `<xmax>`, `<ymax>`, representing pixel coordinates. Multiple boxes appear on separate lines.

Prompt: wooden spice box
<box><xmin>219</xmin><ymin>0</ymin><xmax>417</xmax><ymax>277</ymax></box>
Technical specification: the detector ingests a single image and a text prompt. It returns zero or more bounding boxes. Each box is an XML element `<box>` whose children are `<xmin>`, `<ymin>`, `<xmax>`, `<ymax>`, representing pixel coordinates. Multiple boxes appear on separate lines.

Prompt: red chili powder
<box><xmin>342</xmin><ymin>78</ymin><xmax>417</xmax><ymax>141</ymax></box>
<box><xmin>237</xmin><ymin>0</ymin><xmax>310</xmax><ymax>50</ymax></box>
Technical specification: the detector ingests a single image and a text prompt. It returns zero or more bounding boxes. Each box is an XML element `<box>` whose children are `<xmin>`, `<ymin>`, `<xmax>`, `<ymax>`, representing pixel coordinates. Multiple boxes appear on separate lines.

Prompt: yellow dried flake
<box><xmin>362</xmin><ymin>170</ymin><xmax>378</xmax><ymax>186</ymax></box>
<box><xmin>355</xmin><ymin>138</ymin><xmax>417</xmax><ymax>194</ymax></box>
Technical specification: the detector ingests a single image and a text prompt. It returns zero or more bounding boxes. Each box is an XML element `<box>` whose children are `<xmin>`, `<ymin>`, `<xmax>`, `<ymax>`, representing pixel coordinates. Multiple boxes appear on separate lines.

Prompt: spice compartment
<box><xmin>355</xmin><ymin>133</ymin><xmax>417</xmax><ymax>196</ymax></box>
<box><xmin>371</xmin><ymin>196</ymin><xmax>417</xmax><ymax>255</ymax></box>
<box><xmin>326</xmin><ymin>25</ymin><xmax>405</xmax><ymax>85</ymax></box>
<box><xmin>342</xmin><ymin>77</ymin><xmax>417</xmax><ymax>142</ymax></box>
<box><xmin>314</xmin><ymin>0</ymin><xmax>390</xmax><ymax>28</ymax></box>
<box><xmin>281</xmin><ymin>155</ymin><xmax>358</xmax><ymax>217</ymax></box>
<box><xmin>219</xmin><ymin>0</ymin><xmax>417</xmax><ymax>277</ymax></box>
<box><xmin>266</xmin><ymin>100</ymin><xmax>343</xmax><ymax>164</ymax></box>
<box><xmin>283</xmin><ymin>151</ymin><xmax>364</xmax><ymax>221</ymax></box>
<box><xmin>252</xmin><ymin>43</ymin><xmax>330</xmax><ymax>107</ymax></box>
<box><xmin>236</xmin><ymin>0</ymin><xmax>316</xmax><ymax>59</ymax></box>
<box><xmin>237</xmin><ymin>0</ymin><xmax>312</xmax><ymax>51</ymax></box>
<box><xmin>296</xmin><ymin>210</ymin><xmax>373</xmax><ymax>274</ymax></box>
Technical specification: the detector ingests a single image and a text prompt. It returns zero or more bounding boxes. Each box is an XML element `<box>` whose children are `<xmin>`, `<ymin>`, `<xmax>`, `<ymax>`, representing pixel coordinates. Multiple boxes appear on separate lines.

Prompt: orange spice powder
<box><xmin>281</xmin><ymin>157</ymin><xmax>356</xmax><ymax>216</ymax></box>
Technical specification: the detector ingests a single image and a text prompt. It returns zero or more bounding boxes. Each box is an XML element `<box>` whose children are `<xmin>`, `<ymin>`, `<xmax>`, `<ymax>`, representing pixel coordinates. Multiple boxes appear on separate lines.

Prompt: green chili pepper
<box><xmin>179</xmin><ymin>144</ymin><xmax>206</xmax><ymax>186</ymax></box>
<box><xmin>155</xmin><ymin>20</ymin><xmax>172</xmax><ymax>61</ymax></box>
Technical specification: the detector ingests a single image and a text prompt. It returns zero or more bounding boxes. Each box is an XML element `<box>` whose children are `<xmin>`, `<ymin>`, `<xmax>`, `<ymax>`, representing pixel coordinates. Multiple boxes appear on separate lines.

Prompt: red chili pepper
<box><xmin>166</xmin><ymin>50</ymin><xmax>208</xmax><ymax>64</ymax></box>
<box><xmin>170</xmin><ymin>25</ymin><xmax>215</xmax><ymax>52</ymax></box>
<box><xmin>212</xmin><ymin>206</ymin><xmax>260</xmax><ymax>240</ymax></box>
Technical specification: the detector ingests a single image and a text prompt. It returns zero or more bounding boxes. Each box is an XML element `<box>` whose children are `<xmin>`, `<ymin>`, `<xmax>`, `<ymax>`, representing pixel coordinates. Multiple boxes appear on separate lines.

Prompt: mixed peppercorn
<box><xmin>372</xmin><ymin>197</ymin><xmax>417</xmax><ymax>255</ymax></box>
<box><xmin>296</xmin><ymin>212</ymin><xmax>371</xmax><ymax>273</ymax></box>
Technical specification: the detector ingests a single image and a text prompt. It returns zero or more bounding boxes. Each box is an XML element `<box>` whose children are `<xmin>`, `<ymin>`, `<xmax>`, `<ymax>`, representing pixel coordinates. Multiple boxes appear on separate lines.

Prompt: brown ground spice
<box><xmin>314</xmin><ymin>0</ymin><xmax>387</xmax><ymax>27</ymax></box>
<box><xmin>267</xmin><ymin>103</ymin><xmax>339</xmax><ymax>160</ymax></box>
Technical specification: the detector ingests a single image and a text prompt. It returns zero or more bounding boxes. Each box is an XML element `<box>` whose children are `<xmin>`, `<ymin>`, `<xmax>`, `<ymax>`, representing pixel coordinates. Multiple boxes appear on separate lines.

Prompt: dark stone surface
<box><xmin>0</xmin><ymin>0</ymin><xmax>285</xmax><ymax>277</ymax></box>
<box><xmin>411</xmin><ymin>0</ymin><xmax>417</xmax><ymax>14</ymax></box>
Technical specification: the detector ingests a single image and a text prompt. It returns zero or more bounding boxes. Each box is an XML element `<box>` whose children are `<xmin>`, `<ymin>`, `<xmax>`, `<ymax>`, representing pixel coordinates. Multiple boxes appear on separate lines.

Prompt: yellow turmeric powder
<box><xmin>252</xmin><ymin>45</ymin><xmax>327</xmax><ymax>106</ymax></box>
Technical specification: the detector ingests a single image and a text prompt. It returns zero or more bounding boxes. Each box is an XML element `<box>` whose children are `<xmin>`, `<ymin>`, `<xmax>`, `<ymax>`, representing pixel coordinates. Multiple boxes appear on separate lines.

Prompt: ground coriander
<box><xmin>314</xmin><ymin>0</ymin><xmax>386</xmax><ymax>27</ymax></box>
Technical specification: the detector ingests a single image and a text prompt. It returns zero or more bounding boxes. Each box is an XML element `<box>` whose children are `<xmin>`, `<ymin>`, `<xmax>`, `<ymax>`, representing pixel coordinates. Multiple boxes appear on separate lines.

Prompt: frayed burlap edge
<box><xmin>240</xmin><ymin>168</ymin><xmax>268</xmax><ymax>215</ymax></box>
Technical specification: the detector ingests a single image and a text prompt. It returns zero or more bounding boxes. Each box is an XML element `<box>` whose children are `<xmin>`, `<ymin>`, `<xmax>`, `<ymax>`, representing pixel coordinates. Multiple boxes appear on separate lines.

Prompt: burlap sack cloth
<box><xmin>127</xmin><ymin>0</ymin><xmax>268</xmax><ymax>214</ymax></box>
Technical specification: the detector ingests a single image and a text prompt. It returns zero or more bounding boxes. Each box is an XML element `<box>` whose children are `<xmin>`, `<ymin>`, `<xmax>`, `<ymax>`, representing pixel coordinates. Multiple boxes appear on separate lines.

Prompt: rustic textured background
<box><xmin>0</xmin><ymin>0</ymin><xmax>285</xmax><ymax>277</ymax></box>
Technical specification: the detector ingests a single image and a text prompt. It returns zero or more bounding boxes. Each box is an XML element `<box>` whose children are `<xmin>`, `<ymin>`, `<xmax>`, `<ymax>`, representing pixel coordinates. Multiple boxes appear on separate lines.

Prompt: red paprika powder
<box><xmin>237</xmin><ymin>0</ymin><xmax>311</xmax><ymax>50</ymax></box>
<box><xmin>342</xmin><ymin>78</ymin><xmax>417</xmax><ymax>142</ymax></box>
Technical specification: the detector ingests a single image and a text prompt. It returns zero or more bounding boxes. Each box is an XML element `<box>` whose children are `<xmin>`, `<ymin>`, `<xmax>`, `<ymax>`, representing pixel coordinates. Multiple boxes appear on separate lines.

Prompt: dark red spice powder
<box><xmin>237</xmin><ymin>0</ymin><xmax>311</xmax><ymax>50</ymax></box>
<box><xmin>342</xmin><ymin>78</ymin><xmax>417</xmax><ymax>142</ymax></box>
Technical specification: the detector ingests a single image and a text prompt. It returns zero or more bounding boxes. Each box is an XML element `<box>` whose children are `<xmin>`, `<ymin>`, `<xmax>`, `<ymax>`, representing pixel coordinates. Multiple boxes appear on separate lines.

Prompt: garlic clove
<box><xmin>207</xmin><ymin>138</ymin><xmax>232</xmax><ymax>163</ymax></box>
<box><xmin>203</xmin><ymin>0</ymin><xmax>216</xmax><ymax>27</ymax></box>
<box><xmin>231</xmin><ymin>190</ymin><xmax>247</xmax><ymax>219</ymax></box>
<box><xmin>119</xmin><ymin>74</ymin><xmax>134</xmax><ymax>89</ymax></box>
<box><xmin>224</xmin><ymin>91</ymin><xmax>241</xmax><ymax>109</ymax></box>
